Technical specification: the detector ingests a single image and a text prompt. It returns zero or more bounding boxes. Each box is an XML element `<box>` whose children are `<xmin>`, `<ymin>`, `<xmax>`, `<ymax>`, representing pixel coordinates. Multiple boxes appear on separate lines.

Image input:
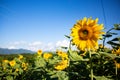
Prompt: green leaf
<box><xmin>68</xmin><ymin>49</ymin><xmax>83</xmax><ymax>61</ymax></box>
<box><xmin>0</xmin><ymin>73</ymin><xmax>5</xmax><ymax>76</ymax></box>
<box><xmin>107</xmin><ymin>41</ymin><xmax>120</xmax><ymax>46</ymax></box>
<box><xmin>99</xmin><ymin>52</ymin><xmax>118</xmax><ymax>59</ymax></box>
<box><xmin>108</xmin><ymin>32</ymin><xmax>118</xmax><ymax>35</ymax></box>
<box><xmin>64</xmin><ymin>35</ymin><xmax>70</xmax><ymax>39</ymax></box>
<box><xmin>61</xmin><ymin>46</ymin><xmax>68</xmax><ymax>49</ymax></box>
<box><xmin>57</xmin><ymin>71</ymin><xmax>69</xmax><ymax>80</ymax></box>
<box><xmin>35</xmin><ymin>56</ymin><xmax>46</xmax><ymax>68</ymax></box>
<box><xmin>114</xmin><ymin>24</ymin><xmax>120</xmax><ymax>30</ymax></box>
<box><xmin>111</xmin><ymin>37</ymin><xmax>120</xmax><ymax>41</ymax></box>
<box><xmin>94</xmin><ymin>76</ymin><xmax>113</xmax><ymax>80</ymax></box>
<box><xmin>50</xmin><ymin>71</ymin><xmax>69</xmax><ymax>80</ymax></box>
<box><xmin>6</xmin><ymin>76</ymin><xmax>14</xmax><ymax>80</ymax></box>
<box><xmin>18</xmin><ymin>68</ymin><xmax>23</xmax><ymax>74</ymax></box>
<box><xmin>33</xmin><ymin>68</ymin><xmax>43</xmax><ymax>72</ymax></box>
<box><xmin>103</xmin><ymin>34</ymin><xmax>112</xmax><ymax>37</ymax></box>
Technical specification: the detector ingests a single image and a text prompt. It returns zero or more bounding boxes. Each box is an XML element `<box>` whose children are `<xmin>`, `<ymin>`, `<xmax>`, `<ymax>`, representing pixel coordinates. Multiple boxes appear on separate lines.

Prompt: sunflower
<box><xmin>99</xmin><ymin>44</ymin><xmax>103</xmax><ymax>49</ymax></box>
<box><xmin>9</xmin><ymin>60</ymin><xmax>16</xmax><ymax>67</ymax></box>
<box><xmin>37</xmin><ymin>50</ymin><xmax>42</xmax><ymax>55</ymax></box>
<box><xmin>112</xmin><ymin>47</ymin><xmax>120</xmax><ymax>55</ymax></box>
<box><xmin>43</xmin><ymin>53</ymin><xmax>52</xmax><ymax>60</ymax></box>
<box><xmin>15</xmin><ymin>68</ymin><xmax>19</xmax><ymax>72</ymax></box>
<box><xmin>3</xmin><ymin>60</ymin><xmax>9</xmax><ymax>63</ymax></box>
<box><xmin>70</xmin><ymin>17</ymin><xmax>104</xmax><ymax>51</ymax></box>
<box><xmin>56</xmin><ymin>50</ymin><xmax>68</xmax><ymax>60</ymax></box>
<box><xmin>114</xmin><ymin>60</ymin><xmax>120</xmax><ymax>69</ymax></box>
<box><xmin>54</xmin><ymin>60</ymin><xmax>68</xmax><ymax>70</ymax></box>
<box><xmin>22</xmin><ymin>62</ymin><xmax>28</xmax><ymax>70</ymax></box>
<box><xmin>18</xmin><ymin>54</ymin><xmax>23</xmax><ymax>60</ymax></box>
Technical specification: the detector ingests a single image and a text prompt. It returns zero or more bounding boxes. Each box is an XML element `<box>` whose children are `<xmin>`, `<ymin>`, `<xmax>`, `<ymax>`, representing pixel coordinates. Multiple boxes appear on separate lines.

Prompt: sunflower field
<box><xmin>0</xmin><ymin>17</ymin><xmax>120</xmax><ymax>80</ymax></box>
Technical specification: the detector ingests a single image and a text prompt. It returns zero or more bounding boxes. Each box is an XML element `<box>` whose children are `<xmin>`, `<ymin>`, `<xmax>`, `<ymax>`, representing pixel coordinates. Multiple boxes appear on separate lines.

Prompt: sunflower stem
<box><xmin>89</xmin><ymin>51</ymin><xmax>93</xmax><ymax>80</ymax></box>
<box><xmin>69</xmin><ymin>40</ymin><xmax>72</xmax><ymax>50</ymax></box>
<box><xmin>115</xmin><ymin>64</ymin><xmax>118</xmax><ymax>80</ymax></box>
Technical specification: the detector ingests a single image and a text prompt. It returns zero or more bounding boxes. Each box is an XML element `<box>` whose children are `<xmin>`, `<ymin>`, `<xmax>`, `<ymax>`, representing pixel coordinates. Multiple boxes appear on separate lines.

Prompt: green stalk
<box><xmin>115</xmin><ymin>64</ymin><xmax>118</xmax><ymax>80</ymax></box>
<box><xmin>89</xmin><ymin>51</ymin><xmax>93</xmax><ymax>80</ymax></box>
<box><xmin>69</xmin><ymin>40</ymin><xmax>72</xmax><ymax>50</ymax></box>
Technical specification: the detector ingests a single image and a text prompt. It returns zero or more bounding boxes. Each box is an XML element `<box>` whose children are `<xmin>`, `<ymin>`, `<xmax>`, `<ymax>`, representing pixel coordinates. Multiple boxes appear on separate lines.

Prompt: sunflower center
<box><xmin>79</xmin><ymin>28</ymin><xmax>93</xmax><ymax>40</ymax></box>
<box><xmin>82</xmin><ymin>30</ymin><xmax>88</xmax><ymax>35</ymax></box>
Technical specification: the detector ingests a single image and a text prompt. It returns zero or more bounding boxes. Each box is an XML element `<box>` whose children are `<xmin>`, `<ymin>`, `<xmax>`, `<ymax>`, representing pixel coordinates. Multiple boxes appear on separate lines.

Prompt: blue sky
<box><xmin>0</xmin><ymin>0</ymin><xmax>120</xmax><ymax>51</ymax></box>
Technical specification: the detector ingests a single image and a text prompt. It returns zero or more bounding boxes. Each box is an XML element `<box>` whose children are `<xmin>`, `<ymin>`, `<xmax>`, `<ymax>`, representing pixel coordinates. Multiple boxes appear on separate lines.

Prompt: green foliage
<box><xmin>0</xmin><ymin>54</ymin><xmax>29</xmax><ymax>80</ymax></box>
<box><xmin>0</xmin><ymin>48</ymin><xmax>120</xmax><ymax>80</ymax></box>
<box><xmin>114</xmin><ymin>24</ymin><xmax>120</xmax><ymax>30</ymax></box>
<box><xmin>103</xmin><ymin>24</ymin><xmax>120</xmax><ymax>48</ymax></box>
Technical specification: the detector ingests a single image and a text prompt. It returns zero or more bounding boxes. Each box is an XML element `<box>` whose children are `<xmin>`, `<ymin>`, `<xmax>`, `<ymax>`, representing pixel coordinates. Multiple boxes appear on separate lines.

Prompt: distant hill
<box><xmin>0</xmin><ymin>48</ymin><xmax>35</xmax><ymax>54</ymax></box>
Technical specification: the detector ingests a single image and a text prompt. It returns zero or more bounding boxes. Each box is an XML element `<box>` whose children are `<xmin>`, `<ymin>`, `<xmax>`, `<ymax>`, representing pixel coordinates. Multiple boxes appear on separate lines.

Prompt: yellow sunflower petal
<box><xmin>70</xmin><ymin>17</ymin><xmax>104</xmax><ymax>51</ymax></box>
<box><xmin>82</xmin><ymin>17</ymin><xmax>87</xmax><ymax>25</ymax></box>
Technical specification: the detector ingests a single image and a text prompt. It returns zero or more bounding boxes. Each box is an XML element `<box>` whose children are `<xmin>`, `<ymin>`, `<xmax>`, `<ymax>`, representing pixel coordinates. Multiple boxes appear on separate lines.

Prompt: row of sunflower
<box><xmin>0</xmin><ymin>47</ymin><xmax>120</xmax><ymax>80</ymax></box>
<box><xmin>0</xmin><ymin>17</ymin><xmax>120</xmax><ymax>80</ymax></box>
<box><xmin>0</xmin><ymin>48</ymin><xmax>120</xmax><ymax>80</ymax></box>
<box><xmin>29</xmin><ymin>50</ymin><xmax>70</xmax><ymax>80</ymax></box>
<box><xmin>0</xmin><ymin>55</ymin><xmax>28</xmax><ymax>80</ymax></box>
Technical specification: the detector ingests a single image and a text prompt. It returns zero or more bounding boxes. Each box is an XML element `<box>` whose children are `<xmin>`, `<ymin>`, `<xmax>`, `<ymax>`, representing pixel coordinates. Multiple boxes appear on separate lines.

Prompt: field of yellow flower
<box><xmin>0</xmin><ymin>17</ymin><xmax>120</xmax><ymax>80</ymax></box>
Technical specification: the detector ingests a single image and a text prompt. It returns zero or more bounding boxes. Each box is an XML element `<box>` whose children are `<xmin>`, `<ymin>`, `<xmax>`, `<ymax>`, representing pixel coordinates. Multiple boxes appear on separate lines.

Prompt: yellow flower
<box><xmin>22</xmin><ymin>62</ymin><xmax>26</xmax><ymax>67</ymax></box>
<box><xmin>18</xmin><ymin>55</ymin><xmax>23</xmax><ymax>60</ymax></box>
<box><xmin>2</xmin><ymin>60</ymin><xmax>9</xmax><ymax>70</ymax></box>
<box><xmin>37</xmin><ymin>50</ymin><xmax>42</xmax><ymax>55</ymax></box>
<box><xmin>112</xmin><ymin>47</ymin><xmax>120</xmax><ymax>55</ymax></box>
<box><xmin>114</xmin><ymin>60</ymin><xmax>120</xmax><ymax>68</ymax></box>
<box><xmin>70</xmin><ymin>17</ymin><xmax>104</xmax><ymax>51</ymax></box>
<box><xmin>56</xmin><ymin>50</ymin><xmax>62</xmax><ymax>56</ymax></box>
<box><xmin>22</xmin><ymin>62</ymin><xmax>28</xmax><ymax>70</ymax></box>
<box><xmin>15</xmin><ymin>68</ymin><xmax>19</xmax><ymax>72</ymax></box>
<box><xmin>56</xmin><ymin>50</ymin><xmax>68</xmax><ymax>60</ymax></box>
<box><xmin>115</xmin><ymin>47</ymin><xmax>120</xmax><ymax>55</ymax></box>
<box><xmin>3</xmin><ymin>60</ymin><xmax>9</xmax><ymax>63</ymax></box>
<box><xmin>54</xmin><ymin>60</ymin><xmax>68</xmax><ymax>70</ymax></box>
<box><xmin>9</xmin><ymin>60</ymin><xmax>16</xmax><ymax>67</ymax></box>
<box><xmin>99</xmin><ymin>44</ymin><xmax>103</xmax><ymax>49</ymax></box>
<box><xmin>23</xmin><ymin>66</ymin><xmax>27</xmax><ymax>70</ymax></box>
<box><xmin>112</xmin><ymin>49</ymin><xmax>116</xmax><ymax>54</ymax></box>
<box><xmin>115</xmin><ymin>63</ymin><xmax>120</xmax><ymax>68</ymax></box>
<box><xmin>43</xmin><ymin>53</ymin><xmax>52</xmax><ymax>60</ymax></box>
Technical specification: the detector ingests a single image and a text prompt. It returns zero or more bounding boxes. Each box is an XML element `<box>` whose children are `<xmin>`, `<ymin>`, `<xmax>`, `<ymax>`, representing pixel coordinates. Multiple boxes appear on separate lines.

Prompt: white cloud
<box><xmin>43</xmin><ymin>42</ymin><xmax>55</xmax><ymax>51</ymax></box>
<box><xmin>9</xmin><ymin>41</ymin><xmax>27</xmax><ymax>45</ymax></box>
<box><xmin>56</xmin><ymin>40</ymin><xmax>69</xmax><ymax>48</ymax></box>
<box><xmin>3</xmin><ymin>40</ymin><xmax>70</xmax><ymax>52</ymax></box>
<box><xmin>28</xmin><ymin>41</ymin><xmax>42</xmax><ymax>46</ymax></box>
<box><xmin>8</xmin><ymin>46</ymin><xmax>17</xmax><ymax>49</ymax></box>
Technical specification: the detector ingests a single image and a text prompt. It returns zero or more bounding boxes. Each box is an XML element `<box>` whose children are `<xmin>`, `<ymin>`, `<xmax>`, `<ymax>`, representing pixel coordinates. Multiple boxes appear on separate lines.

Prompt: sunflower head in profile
<box><xmin>70</xmin><ymin>17</ymin><xmax>104</xmax><ymax>51</ymax></box>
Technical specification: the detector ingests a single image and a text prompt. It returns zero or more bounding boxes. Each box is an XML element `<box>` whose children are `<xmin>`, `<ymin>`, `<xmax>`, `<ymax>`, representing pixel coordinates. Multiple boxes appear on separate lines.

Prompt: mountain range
<box><xmin>0</xmin><ymin>48</ymin><xmax>35</xmax><ymax>54</ymax></box>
